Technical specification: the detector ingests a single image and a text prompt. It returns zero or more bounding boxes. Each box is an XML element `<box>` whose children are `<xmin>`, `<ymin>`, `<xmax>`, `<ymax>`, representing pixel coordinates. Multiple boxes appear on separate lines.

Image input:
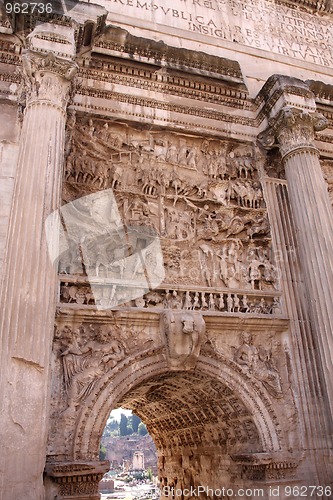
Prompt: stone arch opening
<box><xmin>100</xmin><ymin>407</ymin><xmax>157</xmax><ymax>481</ymax></box>
<box><xmin>67</xmin><ymin>348</ymin><xmax>284</xmax><ymax>498</ymax></box>
<box><xmin>116</xmin><ymin>370</ymin><xmax>263</xmax><ymax>493</ymax></box>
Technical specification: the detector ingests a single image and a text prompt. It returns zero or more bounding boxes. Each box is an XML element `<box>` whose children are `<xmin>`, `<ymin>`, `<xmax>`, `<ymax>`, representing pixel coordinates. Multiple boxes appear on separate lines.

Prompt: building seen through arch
<box><xmin>0</xmin><ymin>0</ymin><xmax>333</xmax><ymax>499</ymax></box>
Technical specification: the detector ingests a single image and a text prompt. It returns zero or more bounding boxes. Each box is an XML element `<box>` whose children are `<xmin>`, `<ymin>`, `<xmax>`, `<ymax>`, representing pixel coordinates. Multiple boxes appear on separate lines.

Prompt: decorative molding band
<box><xmin>78</xmin><ymin>61</ymin><xmax>250</xmax><ymax>110</ymax></box>
<box><xmin>93</xmin><ymin>25</ymin><xmax>244</xmax><ymax>82</ymax></box>
<box><xmin>75</xmin><ymin>84</ymin><xmax>254</xmax><ymax>126</ymax></box>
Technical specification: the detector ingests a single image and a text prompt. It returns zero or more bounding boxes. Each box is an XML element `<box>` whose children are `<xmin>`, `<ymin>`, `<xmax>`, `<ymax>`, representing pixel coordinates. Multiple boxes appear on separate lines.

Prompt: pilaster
<box><xmin>259</xmin><ymin>76</ymin><xmax>333</xmax><ymax>482</ymax></box>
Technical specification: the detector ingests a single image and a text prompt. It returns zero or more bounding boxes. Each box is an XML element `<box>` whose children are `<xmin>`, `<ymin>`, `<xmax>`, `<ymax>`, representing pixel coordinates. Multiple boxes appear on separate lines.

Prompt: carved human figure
<box><xmin>262</xmin><ymin>257</ymin><xmax>279</xmax><ymax>289</ymax></box>
<box><xmin>192</xmin><ymin>292</ymin><xmax>200</xmax><ymax>310</ymax></box>
<box><xmin>110</xmin><ymin>165</ymin><xmax>123</xmax><ymax>190</ymax></box>
<box><xmin>242</xmin><ymin>295</ymin><xmax>249</xmax><ymax>313</ymax></box>
<box><xmin>167</xmin><ymin>143</ymin><xmax>178</xmax><ymax>164</ymax></box>
<box><xmin>186</xmin><ymin>147</ymin><xmax>197</xmax><ymax>169</ymax></box>
<box><xmin>207</xmin><ymin>154</ymin><xmax>219</xmax><ymax>178</ymax></box>
<box><xmin>271</xmin><ymin>297</ymin><xmax>281</xmax><ymax>314</ymax></box>
<box><xmin>233</xmin><ymin>294</ymin><xmax>240</xmax><ymax>312</ymax></box>
<box><xmin>164</xmin><ymin>290</ymin><xmax>171</xmax><ymax>308</ymax></box>
<box><xmin>61</xmin><ymin>326</ymin><xmax>125</xmax><ymax>411</ymax></box>
<box><xmin>237</xmin><ymin>156</ymin><xmax>254</xmax><ymax>179</ymax></box>
<box><xmin>159</xmin><ymin>168</ymin><xmax>172</xmax><ymax>195</ymax></box>
<box><xmin>72</xmin><ymin>149</ymin><xmax>85</xmax><ymax>183</ymax></box>
<box><xmin>199</xmin><ymin>244</ymin><xmax>214</xmax><ymax>287</ymax></box>
<box><xmin>170</xmin><ymin>290</ymin><xmax>182</xmax><ymax>309</ymax></box>
<box><xmin>87</xmin><ymin>118</ymin><xmax>95</xmax><ymax>138</ymax></box>
<box><xmin>234</xmin><ymin>332</ymin><xmax>283</xmax><ymax>398</ymax></box>
<box><xmin>248</xmin><ymin>301</ymin><xmax>257</xmax><ymax>313</ymax></box>
<box><xmin>228</xmin><ymin>240</ymin><xmax>242</xmax><ymax>278</ymax></box>
<box><xmin>82</xmin><ymin>155</ymin><xmax>96</xmax><ymax>184</ymax></box>
<box><xmin>258</xmin><ymin>298</ymin><xmax>268</xmax><ymax>313</ymax></box>
<box><xmin>154</xmin><ymin>139</ymin><xmax>168</xmax><ymax>161</ymax></box>
<box><xmin>60</xmin><ymin>282</ymin><xmax>71</xmax><ymax>302</ymax></box>
<box><xmin>98</xmin><ymin>122</ymin><xmax>109</xmax><ymax>142</ymax></box>
<box><xmin>178</xmin><ymin>144</ymin><xmax>188</xmax><ymax>166</ymax></box>
<box><xmin>208</xmin><ymin>293</ymin><xmax>216</xmax><ymax>311</ymax></box>
<box><xmin>248</xmin><ymin>253</ymin><xmax>263</xmax><ymax>290</ymax></box>
<box><xmin>217</xmin><ymin>246</ymin><xmax>229</xmax><ymax>286</ymax></box>
<box><xmin>201</xmin><ymin>292</ymin><xmax>208</xmax><ymax>309</ymax></box>
<box><xmin>227</xmin><ymin>293</ymin><xmax>233</xmax><ymax>312</ymax></box>
<box><xmin>65</xmin><ymin>146</ymin><xmax>77</xmax><ymax>181</ymax></box>
<box><xmin>253</xmin><ymin>183</ymin><xmax>263</xmax><ymax>208</ymax></box>
<box><xmin>97</xmin><ymin>162</ymin><xmax>110</xmax><ymax>188</ymax></box>
<box><xmin>183</xmin><ymin>291</ymin><xmax>192</xmax><ymax>310</ymax></box>
<box><xmin>218</xmin><ymin>293</ymin><xmax>225</xmax><ymax>311</ymax></box>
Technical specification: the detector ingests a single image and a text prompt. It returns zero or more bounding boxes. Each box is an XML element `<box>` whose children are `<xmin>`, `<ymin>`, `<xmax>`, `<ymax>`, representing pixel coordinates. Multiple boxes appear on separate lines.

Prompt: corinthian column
<box><xmin>260</xmin><ymin>107</ymin><xmax>333</xmax><ymax>423</ymax></box>
<box><xmin>0</xmin><ymin>49</ymin><xmax>76</xmax><ymax>499</ymax></box>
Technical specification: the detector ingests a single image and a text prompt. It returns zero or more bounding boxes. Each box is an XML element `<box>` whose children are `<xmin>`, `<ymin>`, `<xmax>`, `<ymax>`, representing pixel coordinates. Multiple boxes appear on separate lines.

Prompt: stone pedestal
<box><xmin>0</xmin><ymin>49</ymin><xmax>76</xmax><ymax>499</ymax></box>
<box><xmin>45</xmin><ymin>461</ymin><xmax>110</xmax><ymax>500</ymax></box>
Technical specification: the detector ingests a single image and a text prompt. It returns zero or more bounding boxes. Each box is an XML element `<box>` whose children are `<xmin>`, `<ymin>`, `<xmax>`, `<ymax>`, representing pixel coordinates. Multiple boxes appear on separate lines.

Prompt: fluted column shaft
<box><xmin>263</xmin><ymin>107</ymin><xmax>333</xmax><ymax>427</ymax></box>
<box><xmin>0</xmin><ymin>50</ymin><xmax>76</xmax><ymax>499</ymax></box>
<box><xmin>284</xmin><ymin>148</ymin><xmax>333</xmax><ymax>408</ymax></box>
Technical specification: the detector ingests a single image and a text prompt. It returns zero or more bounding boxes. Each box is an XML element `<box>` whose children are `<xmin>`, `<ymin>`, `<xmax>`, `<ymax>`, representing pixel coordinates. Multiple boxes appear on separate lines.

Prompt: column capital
<box><xmin>45</xmin><ymin>461</ymin><xmax>110</xmax><ymax>499</ymax></box>
<box><xmin>21</xmin><ymin>49</ymin><xmax>78</xmax><ymax>110</ymax></box>
<box><xmin>258</xmin><ymin>106</ymin><xmax>328</xmax><ymax>160</ymax></box>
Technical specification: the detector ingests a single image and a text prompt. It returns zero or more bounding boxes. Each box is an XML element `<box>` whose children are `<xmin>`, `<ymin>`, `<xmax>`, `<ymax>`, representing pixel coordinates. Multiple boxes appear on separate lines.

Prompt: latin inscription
<box><xmin>101</xmin><ymin>0</ymin><xmax>333</xmax><ymax>67</ymax></box>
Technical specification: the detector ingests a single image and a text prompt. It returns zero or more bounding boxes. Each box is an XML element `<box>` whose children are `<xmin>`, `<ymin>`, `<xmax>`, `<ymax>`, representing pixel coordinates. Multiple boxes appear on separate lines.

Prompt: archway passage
<box><xmin>47</xmin><ymin>317</ymin><xmax>295</xmax><ymax>499</ymax></box>
<box><xmin>116</xmin><ymin>370</ymin><xmax>262</xmax><ymax>496</ymax></box>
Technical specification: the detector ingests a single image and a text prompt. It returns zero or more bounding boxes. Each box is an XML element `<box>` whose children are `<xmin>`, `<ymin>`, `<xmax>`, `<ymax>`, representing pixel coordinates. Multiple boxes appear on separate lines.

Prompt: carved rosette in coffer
<box><xmin>60</xmin><ymin>118</ymin><xmax>281</xmax><ymax>315</ymax></box>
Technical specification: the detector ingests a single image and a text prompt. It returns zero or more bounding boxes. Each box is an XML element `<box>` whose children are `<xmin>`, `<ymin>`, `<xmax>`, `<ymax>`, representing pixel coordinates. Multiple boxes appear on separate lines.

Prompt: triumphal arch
<box><xmin>0</xmin><ymin>0</ymin><xmax>333</xmax><ymax>498</ymax></box>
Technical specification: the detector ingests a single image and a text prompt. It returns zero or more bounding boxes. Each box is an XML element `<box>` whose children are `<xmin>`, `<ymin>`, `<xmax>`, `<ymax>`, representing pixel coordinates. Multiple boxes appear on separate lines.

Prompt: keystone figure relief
<box><xmin>162</xmin><ymin>311</ymin><xmax>206</xmax><ymax>370</ymax></box>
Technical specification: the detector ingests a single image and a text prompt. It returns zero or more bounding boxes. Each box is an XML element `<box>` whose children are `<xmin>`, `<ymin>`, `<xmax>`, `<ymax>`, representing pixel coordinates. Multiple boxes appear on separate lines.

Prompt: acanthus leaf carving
<box><xmin>259</xmin><ymin>106</ymin><xmax>328</xmax><ymax>159</ymax></box>
<box><xmin>21</xmin><ymin>49</ymin><xmax>78</xmax><ymax>109</ymax></box>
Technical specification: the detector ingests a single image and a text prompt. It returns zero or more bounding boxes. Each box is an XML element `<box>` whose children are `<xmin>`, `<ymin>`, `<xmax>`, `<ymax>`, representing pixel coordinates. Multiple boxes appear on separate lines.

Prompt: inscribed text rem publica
<box><xmin>104</xmin><ymin>0</ymin><xmax>333</xmax><ymax>66</ymax></box>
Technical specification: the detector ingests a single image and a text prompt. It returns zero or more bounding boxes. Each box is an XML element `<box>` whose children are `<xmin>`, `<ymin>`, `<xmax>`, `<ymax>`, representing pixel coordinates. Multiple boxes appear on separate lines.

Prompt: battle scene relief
<box><xmin>59</xmin><ymin>116</ymin><xmax>282</xmax><ymax>315</ymax></box>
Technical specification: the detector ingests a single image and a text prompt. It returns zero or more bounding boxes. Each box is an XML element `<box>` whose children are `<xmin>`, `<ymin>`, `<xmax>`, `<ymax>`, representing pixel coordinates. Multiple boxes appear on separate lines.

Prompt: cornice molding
<box><xmin>92</xmin><ymin>25</ymin><xmax>245</xmax><ymax>83</ymax></box>
<box><xmin>78</xmin><ymin>56</ymin><xmax>250</xmax><ymax>110</ymax></box>
<box><xmin>75</xmin><ymin>84</ymin><xmax>255</xmax><ymax>127</ymax></box>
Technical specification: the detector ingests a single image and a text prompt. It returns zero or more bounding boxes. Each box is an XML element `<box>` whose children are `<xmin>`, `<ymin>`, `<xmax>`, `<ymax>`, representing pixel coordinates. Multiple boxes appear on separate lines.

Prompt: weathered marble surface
<box><xmin>0</xmin><ymin>1</ymin><xmax>332</xmax><ymax>499</ymax></box>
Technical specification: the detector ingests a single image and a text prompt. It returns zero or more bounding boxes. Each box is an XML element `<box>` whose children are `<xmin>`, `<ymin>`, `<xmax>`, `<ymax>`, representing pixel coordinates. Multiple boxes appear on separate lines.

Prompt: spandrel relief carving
<box><xmin>233</xmin><ymin>332</ymin><xmax>283</xmax><ymax>398</ymax></box>
<box><xmin>54</xmin><ymin>322</ymin><xmax>160</xmax><ymax>414</ymax></box>
<box><xmin>58</xmin><ymin>324</ymin><xmax>125</xmax><ymax>413</ymax></box>
<box><xmin>61</xmin><ymin>119</ymin><xmax>277</xmax><ymax>297</ymax></box>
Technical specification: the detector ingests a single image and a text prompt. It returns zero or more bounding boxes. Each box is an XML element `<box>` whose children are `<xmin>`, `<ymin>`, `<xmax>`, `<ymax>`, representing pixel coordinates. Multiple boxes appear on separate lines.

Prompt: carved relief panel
<box><xmin>60</xmin><ymin>117</ymin><xmax>281</xmax><ymax>313</ymax></box>
<box><xmin>321</xmin><ymin>159</ymin><xmax>333</xmax><ymax>209</ymax></box>
<box><xmin>48</xmin><ymin>317</ymin><xmax>162</xmax><ymax>458</ymax></box>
